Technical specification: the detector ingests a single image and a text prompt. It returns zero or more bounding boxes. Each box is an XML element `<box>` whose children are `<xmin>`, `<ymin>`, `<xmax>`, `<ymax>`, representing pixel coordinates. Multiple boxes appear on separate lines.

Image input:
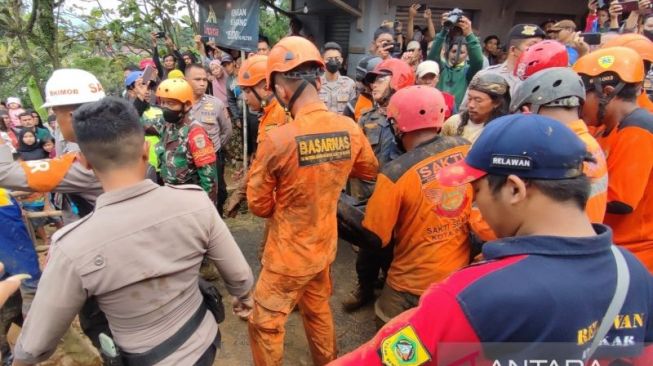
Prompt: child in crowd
<box><xmin>6</xmin><ymin>97</ymin><xmax>25</xmax><ymax>129</ymax></box>
<box><xmin>41</xmin><ymin>136</ymin><xmax>55</xmax><ymax>158</ymax></box>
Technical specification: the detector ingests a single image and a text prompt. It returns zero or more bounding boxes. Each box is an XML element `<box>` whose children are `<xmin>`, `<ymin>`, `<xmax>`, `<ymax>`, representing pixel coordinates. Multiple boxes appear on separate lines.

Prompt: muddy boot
<box><xmin>342</xmin><ymin>285</ymin><xmax>374</xmax><ymax>313</ymax></box>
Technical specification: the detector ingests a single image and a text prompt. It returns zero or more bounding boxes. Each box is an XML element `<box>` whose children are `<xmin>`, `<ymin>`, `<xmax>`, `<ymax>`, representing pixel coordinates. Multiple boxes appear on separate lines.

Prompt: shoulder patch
<box><xmin>295</xmin><ymin>131</ymin><xmax>351</xmax><ymax>167</ymax></box>
<box><xmin>383</xmin><ymin>136</ymin><xmax>469</xmax><ymax>183</ymax></box>
<box><xmin>380</xmin><ymin>325</ymin><xmax>431</xmax><ymax>366</ymax></box>
<box><xmin>188</xmin><ymin>127</ymin><xmax>216</xmax><ymax>167</ymax></box>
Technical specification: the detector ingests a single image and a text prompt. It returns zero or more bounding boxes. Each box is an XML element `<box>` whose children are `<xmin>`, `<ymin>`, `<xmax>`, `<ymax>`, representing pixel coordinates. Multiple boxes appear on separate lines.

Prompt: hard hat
<box><xmin>139</xmin><ymin>58</ymin><xmax>156</xmax><ymax>70</ymax></box>
<box><xmin>266</xmin><ymin>36</ymin><xmax>325</xmax><ymax>88</ymax></box>
<box><xmin>238</xmin><ymin>55</ymin><xmax>268</xmax><ymax>87</ymax></box>
<box><xmin>155</xmin><ymin>78</ymin><xmax>194</xmax><ymax>105</ymax></box>
<box><xmin>387</xmin><ymin>85</ymin><xmax>447</xmax><ymax>133</ymax></box>
<box><xmin>573</xmin><ymin>46</ymin><xmax>645</xmax><ymax>84</ymax></box>
<box><xmin>125</xmin><ymin>71</ymin><xmax>143</xmax><ymax>87</ymax></box>
<box><xmin>510</xmin><ymin>67</ymin><xmax>585</xmax><ymax>113</ymax></box>
<box><xmin>363</xmin><ymin>58</ymin><xmax>415</xmax><ymax>90</ymax></box>
<box><xmin>167</xmin><ymin>69</ymin><xmax>184</xmax><ymax>79</ymax></box>
<box><xmin>602</xmin><ymin>33</ymin><xmax>653</xmax><ymax>63</ymax></box>
<box><xmin>514</xmin><ymin>40</ymin><xmax>569</xmax><ymax>80</ymax></box>
<box><xmin>41</xmin><ymin>69</ymin><xmax>106</xmax><ymax>108</ymax></box>
<box><xmin>355</xmin><ymin>55</ymin><xmax>382</xmax><ymax>82</ymax></box>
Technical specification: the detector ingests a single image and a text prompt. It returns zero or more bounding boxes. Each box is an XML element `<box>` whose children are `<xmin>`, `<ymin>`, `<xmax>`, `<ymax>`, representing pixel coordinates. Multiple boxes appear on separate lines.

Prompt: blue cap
<box><xmin>438</xmin><ymin>114</ymin><xmax>588</xmax><ymax>186</ymax></box>
<box><xmin>125</xmin><ymin>71</ymin><xmax>143</xmax><ymax>87</ymax></box>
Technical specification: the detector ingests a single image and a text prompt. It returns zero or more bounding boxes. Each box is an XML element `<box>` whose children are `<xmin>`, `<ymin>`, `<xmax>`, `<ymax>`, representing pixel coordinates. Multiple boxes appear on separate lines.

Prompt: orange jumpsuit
<box><xmin>362</xmin><ymin>136</ymin><xmax>473</xmax><ymax>319</ymax></box>
<box><xmin>246</xmin><ymin>101</ymin><xmax>378</xmax><ymax>365</ymax></box>
<box><xmin>598</xmin><ymin>108</ymin><xmax>653</xmax><ymax>273</ymax></box>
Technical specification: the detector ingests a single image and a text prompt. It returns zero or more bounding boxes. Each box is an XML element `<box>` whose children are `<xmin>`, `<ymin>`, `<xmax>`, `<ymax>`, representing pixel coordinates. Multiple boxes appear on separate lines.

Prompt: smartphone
<box><xmin>156</xmin><ymin>31</ymin><xmax>166</xmax><ymax>38</ymax></box>
<box><xmin>201</xmin><ymin>36</ymin><xmax>209</xmax><ymax>44</ymax></box>
<box><xmin>580</xmin><ymin>32</ymin><xmax>602</xmax><ymax>45</ymax></box>
<box><xmin>142</xmin><ymin>65</ymin><xmax>155</xmax><ymax>85</ymax></box>
<box><xmin>416</xmin><ymin>4</ymin><xmax>427</xmax><ymax>11</ymax></box>
<box><xmin>620</xmin><ymin>0</ymin><xmax>640</xmax><ymax>12</ymax></box>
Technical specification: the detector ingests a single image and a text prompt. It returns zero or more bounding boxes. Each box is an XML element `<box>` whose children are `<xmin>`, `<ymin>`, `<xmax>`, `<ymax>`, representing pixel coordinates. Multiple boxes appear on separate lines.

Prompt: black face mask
<box><xmin>326</xmin><ymin>60</ymin><xmax>341</xmax><ymax>74</ymax></box>
<box><xmin>163</xmin><ymin>107</ymin><xmax>184</xmax><ymax>124</ymax></box>
<box><xmin>644</xmin><ymin>29</ymin><xmax>653</xmax><ymax>42</ymax></box>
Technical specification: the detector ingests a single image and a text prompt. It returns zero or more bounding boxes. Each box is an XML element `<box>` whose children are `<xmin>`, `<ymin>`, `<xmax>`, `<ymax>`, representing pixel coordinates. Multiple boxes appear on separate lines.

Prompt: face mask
<box><xmin>162</xmin><ymin>107</ymin><xmax>184</xmax><ymax>124</ymax></box>
<box><xmin>326</xmin><ymin>60</ymin><xmax>341</xmax><ymax>73</ymax></box>
<box><xmin>644</xmin><ymin>29</ymin><xmax>653</xmax><ymax>42</ymax></box>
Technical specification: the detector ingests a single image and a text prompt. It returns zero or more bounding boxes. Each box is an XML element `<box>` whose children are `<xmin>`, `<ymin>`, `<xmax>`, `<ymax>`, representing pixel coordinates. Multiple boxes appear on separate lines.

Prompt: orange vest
<box><xmin>354</xmin><ymin>95</ymin><xmax>373</xmax><ymax>122</ymax></box>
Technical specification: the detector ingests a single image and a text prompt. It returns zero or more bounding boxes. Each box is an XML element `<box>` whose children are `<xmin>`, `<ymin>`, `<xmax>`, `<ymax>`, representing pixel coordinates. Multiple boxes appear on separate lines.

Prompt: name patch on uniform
<box><xmin>380</xmin><ymin>325</ymin><xmax>431</xmax><ymax>366</ymax></box>
<box><xmin>491</xmin><ymin>155</ymin><xmax>532</xmax><ymax>170</ymax></box>
<box><xmin>416</xmin><ymin>152</ymin><xmax>465</xmax><ymax>184</ymax></box>
<box><xmin>296</xmin><ymin>132</ymin><xmax>351</xmax><ymax>167</ymax></box>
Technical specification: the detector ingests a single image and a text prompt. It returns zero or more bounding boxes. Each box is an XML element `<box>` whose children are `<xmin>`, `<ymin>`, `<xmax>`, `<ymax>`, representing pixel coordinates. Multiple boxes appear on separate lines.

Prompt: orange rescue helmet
<box><xmin>238</xmin><ymin>55</ymin><xmax>268</xmax><ymax>88</ymax></box>
<box><xmin>387</xmin><ymin>85</ymin><xmax>447</xmax><ymax>133</ymax></box>
<box><xmin>602</xmin><ymin>33</ymin><xmax>653</xmax><ymax>63</ymax></box>
<box><xmin>573</xmin><ymin>46</ymin><xmax>645</xmax><ymax>84</ymax></box>
<box><xmin>266</xmin><ymin>36</ymin><xmax>325</xmax><ymax>88</ymax></box>
<box><xmin>155</xmin><ymin>78</ymin><xmax>195</xmax><ymax>106</ymax></box>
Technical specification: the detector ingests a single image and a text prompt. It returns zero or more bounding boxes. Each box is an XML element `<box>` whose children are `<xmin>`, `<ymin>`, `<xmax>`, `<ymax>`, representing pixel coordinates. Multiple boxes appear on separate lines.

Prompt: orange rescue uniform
<box><xmin>598</xmin><ymin>108</ymin><xmax>653</xmax><ymax>273</ymax></box>
<box><xmin>256</xmin><ymin>98</ymin><xmax>289</xmax><ymax>144</ymax></box>
<box><xmin>363</xmin><ymin>136</ymin><xmax>472</xmax><ymax>297</ymax></box>
<box><xmin>246</xmin><ymin>101</ymin><xmax>378</xmax><ymax>365</ymax></box>
<box><xmin>569</xmin><ymin>119</ymin><xmax>608</xmax><ymax>223</ymax></box>
<box><xmin>354</xmin><ymin>94</ymin><xmax>373</xmax><ymax>122</ymax></box>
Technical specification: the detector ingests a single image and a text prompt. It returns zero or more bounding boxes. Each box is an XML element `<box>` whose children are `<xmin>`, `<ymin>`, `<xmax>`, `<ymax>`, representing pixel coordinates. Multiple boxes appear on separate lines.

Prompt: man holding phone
<box><xmin>549</xmin><ymin>20</ymin><xmax>591</xmax><ymax>64</ymax></box>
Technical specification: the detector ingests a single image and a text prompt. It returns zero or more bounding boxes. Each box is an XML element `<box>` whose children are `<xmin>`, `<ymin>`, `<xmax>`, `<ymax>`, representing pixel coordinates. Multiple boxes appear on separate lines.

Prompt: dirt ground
<box><xmin>4</xmin><ymin>213</ymin><xmax>378</xmax><ymax>365</ymax></box>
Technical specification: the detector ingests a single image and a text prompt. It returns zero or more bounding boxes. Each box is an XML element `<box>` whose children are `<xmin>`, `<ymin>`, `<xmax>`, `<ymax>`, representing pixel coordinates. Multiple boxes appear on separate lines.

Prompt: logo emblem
<box><xmin>194</xmin><ymin>134</ymin><xmax>207</xmax><ymax>149</ymax></box>
<box><xmin>598</xmin><ymin>55</ymin><xmax>615</xmax><ymax>69</ymax></box>
<box><xmin>380</xmin><ymin>325</ymin><xmax>431</xmax><ymax>366</ymax></box>
<box><xmin>521</xmin><ymin>25</ymin><xmax>537</xmax><ymax>36</ymax></box>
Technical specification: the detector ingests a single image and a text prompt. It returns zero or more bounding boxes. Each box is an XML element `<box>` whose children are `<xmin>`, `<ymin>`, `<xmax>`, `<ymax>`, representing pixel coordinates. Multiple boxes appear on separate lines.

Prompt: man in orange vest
<box><xmin>575</xmin><ymin>47</ymin><xmax>653</xmax><ymax>273</ymax></box>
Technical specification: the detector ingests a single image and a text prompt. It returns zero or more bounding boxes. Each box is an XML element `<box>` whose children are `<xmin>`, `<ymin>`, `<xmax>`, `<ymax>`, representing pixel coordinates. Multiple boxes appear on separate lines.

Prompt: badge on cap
<box><xmin>522</xmin><ymin>25</ymin><xmax>537</xmax><ymax>36</ymax></box>
<box><xmin>491</xmin><ymin>155</ymin><xmax>533</xmax><ymax>170</ymax></box>
<box><xmin>598</xmin><ymin>55</ymin><xmax>615</xmax><ymax>69</ymax></box>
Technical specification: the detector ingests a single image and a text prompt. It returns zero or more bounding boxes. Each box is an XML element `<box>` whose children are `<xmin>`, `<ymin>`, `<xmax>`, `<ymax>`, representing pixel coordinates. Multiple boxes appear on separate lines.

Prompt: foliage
<box><xmin>0</xmin><ymin>0</ymin><xmax>292</xmax><ymax>104</ymax></box>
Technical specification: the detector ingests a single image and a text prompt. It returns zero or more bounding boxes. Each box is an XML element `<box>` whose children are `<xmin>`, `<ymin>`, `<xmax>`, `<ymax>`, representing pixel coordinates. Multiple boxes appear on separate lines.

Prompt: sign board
<box><xmin>198</xmin><ymin>0</ymin><xmax>260</xmax><ymax>51</ymax></box>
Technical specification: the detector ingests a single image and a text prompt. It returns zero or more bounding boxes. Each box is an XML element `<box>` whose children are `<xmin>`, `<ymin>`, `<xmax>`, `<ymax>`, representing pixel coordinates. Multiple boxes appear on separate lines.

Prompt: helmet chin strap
<box><xmin>274</xmin><ymin>77</ymin><xmax>317</xmax><ymax>116</ymax></box>
<box><xmin>593</xmin><ymin>78</ymin><xmax>626</xmax><ymax>125</ymax></box>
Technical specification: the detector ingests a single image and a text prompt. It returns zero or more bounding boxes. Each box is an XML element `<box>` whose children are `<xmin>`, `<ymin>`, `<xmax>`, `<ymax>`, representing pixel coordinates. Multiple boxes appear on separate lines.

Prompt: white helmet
<box><xmin>41</xmin><ymin>69</ymin><xmax>106</xmax><ymax>108</ymax></box>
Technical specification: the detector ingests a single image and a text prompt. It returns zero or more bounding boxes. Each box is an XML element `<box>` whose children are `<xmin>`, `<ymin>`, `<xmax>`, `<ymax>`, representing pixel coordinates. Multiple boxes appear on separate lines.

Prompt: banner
<box><xmin>198</xmin><ymin>0</ymin><xmax>260</xmax><ymax>51</ymax></box>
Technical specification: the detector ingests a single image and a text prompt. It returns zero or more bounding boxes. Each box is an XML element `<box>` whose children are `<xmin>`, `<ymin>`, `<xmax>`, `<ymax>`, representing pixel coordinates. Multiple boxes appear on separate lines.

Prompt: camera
<box><xmin>156</xmin><ymin>31</ymin><xmax>166</xmax><ymax>38</ymax></box>
<box><xmin>443</xmin><ymin>8</ymin><xmax>464</xmax><ymax>29</ymax></box>
<box><xmin>382</xmin><ymin>40</ymin><xmax>400</xmax><ymax>55</ymax></box>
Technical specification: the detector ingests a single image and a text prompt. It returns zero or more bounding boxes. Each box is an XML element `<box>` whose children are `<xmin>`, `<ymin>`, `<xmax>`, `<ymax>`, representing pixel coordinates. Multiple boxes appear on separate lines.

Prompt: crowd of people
<box><xmin>1</xmin><ymin>0</ymin><xmax>653</xmax><ymax>365</ymax></box>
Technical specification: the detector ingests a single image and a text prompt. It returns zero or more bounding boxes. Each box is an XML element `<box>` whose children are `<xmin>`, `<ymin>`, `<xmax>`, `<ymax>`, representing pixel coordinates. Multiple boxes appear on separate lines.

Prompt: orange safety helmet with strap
<box><xmin>266</xmin><ymin>36</ymin><xmax>325</xmax><ymax>113</ymax></box>
<box><xmin>155</xmin><ymin>78</ymin><xmax>195</xmax><ymax>106</ymax></box>
<box><xmin>573</xmin><ymin>46</ymin><xmax>645</xmax><ymax>122</ymax></box>
<box><xmin>602</xmin><ymin>34</ymin><xmax>653</xmax><ymax>112</ymax></box>
<box><xmin>387</xmin><ymin>85</ymin><xmax>447</xmax><ymax>133</ymax></box>
<box><xmin>239</xmin><ymin>55</ymin><xmax>270</xmax><ymax>107</ymax></box>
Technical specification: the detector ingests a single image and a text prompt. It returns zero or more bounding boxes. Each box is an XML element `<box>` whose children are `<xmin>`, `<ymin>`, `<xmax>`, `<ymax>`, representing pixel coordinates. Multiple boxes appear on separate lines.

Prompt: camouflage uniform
<box><xmin>319</xmin><ymin>73</ymin><xmax>357</xmax><ymax>115</ymax></box>
<box><xmin>154</xmin><ymin>116</ymin><xmax>218</xmax><ymax>203</ymax></box>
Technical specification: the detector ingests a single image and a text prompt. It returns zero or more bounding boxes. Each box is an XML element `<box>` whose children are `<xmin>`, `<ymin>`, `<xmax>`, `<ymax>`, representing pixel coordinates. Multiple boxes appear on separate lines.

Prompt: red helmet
<box><xmin>514</xmin><ymin>40</ymin><xmax>569</xmax><ymax>80</ymax></box>
<box><xmin>363</xmin><ymin>58</ymin><xmax>415</xmax><ymax>91</ymax></box>
<box><xmin>387</xmin><ymin>85</ymin><xmax>447</xmax><ymax>133</ymax></box>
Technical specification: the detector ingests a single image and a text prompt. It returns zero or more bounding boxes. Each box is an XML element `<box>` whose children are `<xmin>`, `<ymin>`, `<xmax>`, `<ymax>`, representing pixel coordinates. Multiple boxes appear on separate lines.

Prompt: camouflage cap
<box><xmin>468</xmin><ymin>73</ymin><xmax>510</xmax><ymax>96</ymax></box>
